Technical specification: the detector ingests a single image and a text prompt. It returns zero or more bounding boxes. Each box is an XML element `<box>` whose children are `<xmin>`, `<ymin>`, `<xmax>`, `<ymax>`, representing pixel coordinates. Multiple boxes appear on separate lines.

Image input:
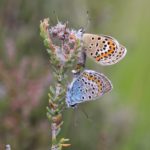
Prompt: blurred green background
<box><xmin>0</xmin><ymin>0</ymin><xmax>150</xmax><ymax>149</ymax></box>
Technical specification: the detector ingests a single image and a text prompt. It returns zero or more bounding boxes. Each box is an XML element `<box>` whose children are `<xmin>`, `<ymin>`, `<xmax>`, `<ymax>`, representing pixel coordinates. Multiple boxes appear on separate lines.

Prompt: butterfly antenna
<box><xmin>79</xmin><ymin>11</ymin><xmax>90</xmax><ymax>33</ymax></box>
<box><xmin>80</xmin><ymin>106</ymin><xmax>93</xmax><ymax>122</ymax></box>
<box><xmin>53</xmin><ymin>10</ymin><xmax>60</xmax><ymax>23</ymax></box>
<box><xmin>49</xmin><ymin>16</ymin><xmax>55</xmax><ymax>26</ymax></box>
<box><xmin>80</xmin><ymin>106</ymin><xmax>101</xmax><ymax>131</ymax></box>
<box><xmin>72</xmin><ymin>107</ymin><xmax>79</xmax><ymax>127</ymax></box>
<box><xmin>84</xmin><ymin>11</ymin><xmax>90</xmax><ymax>32</ymax></box>
<box><xmin>81</xmin><ymin>106</ymin><xmax>89</xmax><ymax>119</ymax></box>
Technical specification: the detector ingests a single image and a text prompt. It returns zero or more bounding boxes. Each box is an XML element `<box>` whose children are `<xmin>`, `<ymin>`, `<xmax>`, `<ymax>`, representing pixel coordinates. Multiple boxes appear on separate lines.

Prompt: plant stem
<box><xmin>40</xmin><ymin>18</ymin><xmax>83</xmax><ymax>149</ymax></box>
<box><xmin>51</xmin><ymin>123</ymin><xmax>57</xmax><ymax>150</ymax></box>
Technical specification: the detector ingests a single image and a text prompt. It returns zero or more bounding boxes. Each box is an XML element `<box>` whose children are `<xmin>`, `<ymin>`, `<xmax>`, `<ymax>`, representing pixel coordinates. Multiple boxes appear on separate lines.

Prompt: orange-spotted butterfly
<box><xmin>66</xmin><ymin>69</ymin><xmax>112</xmax><ymax>108</ymax></box>
<box><xmin>82</xmin><ymin>33</ymin><xmax>127</xmax><ymax>65</ymax></box>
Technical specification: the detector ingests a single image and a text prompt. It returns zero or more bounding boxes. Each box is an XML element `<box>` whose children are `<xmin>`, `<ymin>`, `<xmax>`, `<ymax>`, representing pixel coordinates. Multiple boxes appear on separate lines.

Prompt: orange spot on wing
<box><xmin>96</xmin><ymin>56</ymin><xmax>101</xmax><ymax>61</ymax></box>
<box><xmin>94</xmin><ymin>39</ymin><xmax>116</xmax><ymax>61</ymax></box>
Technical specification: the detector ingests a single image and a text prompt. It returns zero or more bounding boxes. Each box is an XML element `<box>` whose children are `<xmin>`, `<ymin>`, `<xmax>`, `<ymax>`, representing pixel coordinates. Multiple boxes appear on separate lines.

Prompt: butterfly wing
<box><xmin>82</xmin><ymin>33</ymin><xmax>127</xmax><ymax>65</ymax></box>
<box><xmin>99</xmin><ymin>43</ymin><xmax>127</xmax><ymax>65</ymax></box>
<box><xmin>66</xmin><ymin>70</ymin><xmax>112</xmax><ymax>107</ymax></box>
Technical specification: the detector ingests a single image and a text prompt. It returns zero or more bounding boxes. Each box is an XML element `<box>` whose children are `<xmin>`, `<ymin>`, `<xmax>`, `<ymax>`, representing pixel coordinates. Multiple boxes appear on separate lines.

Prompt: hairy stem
<box><xmin>40</xmin><ymin>18</ymin><xmax>83</xmax><ymax>150</ymax></box>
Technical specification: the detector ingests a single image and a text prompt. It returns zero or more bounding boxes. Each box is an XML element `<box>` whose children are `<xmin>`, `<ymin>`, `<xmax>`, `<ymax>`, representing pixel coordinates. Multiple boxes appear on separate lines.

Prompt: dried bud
<box><xmin>52</xmin><ymin>114</ymin><xmax>62</xmax><ymax>125</ymax></box>
<box><xmin>49</xmin><ymin>22</ymin><xmax>69</xmax><ymax>40</ymax></box>
<box><xmin>49</xmin><ymin>102</ymin><xmax>58</xmax><ymax>109</ymax></box>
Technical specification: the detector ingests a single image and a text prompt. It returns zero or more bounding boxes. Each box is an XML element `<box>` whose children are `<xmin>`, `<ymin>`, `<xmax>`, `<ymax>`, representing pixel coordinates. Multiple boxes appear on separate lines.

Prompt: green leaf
<box><xmin>46</xmin><ymin>112</ymin><xmax>52</xmax><ymax>121</ymax></box>
<box><xmin>49</xmin><ymin>86</ymin><xmax>55</xmax><ymax>95</ymax></box>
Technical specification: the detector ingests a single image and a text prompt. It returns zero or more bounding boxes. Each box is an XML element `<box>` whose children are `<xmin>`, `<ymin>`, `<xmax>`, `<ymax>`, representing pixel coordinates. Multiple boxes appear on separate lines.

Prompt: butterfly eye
<box><xmin>78</xmin><ymin>28</ymin><xmax>84</xmax><ymax>33</ymax></box>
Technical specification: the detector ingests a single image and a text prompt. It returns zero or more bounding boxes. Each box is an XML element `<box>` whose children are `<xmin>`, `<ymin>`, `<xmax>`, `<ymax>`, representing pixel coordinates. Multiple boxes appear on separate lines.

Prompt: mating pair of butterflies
<box><xmin>66</xmin><ymin>33</ymin><xmax>127</xmax><ymax>108</ymax></box>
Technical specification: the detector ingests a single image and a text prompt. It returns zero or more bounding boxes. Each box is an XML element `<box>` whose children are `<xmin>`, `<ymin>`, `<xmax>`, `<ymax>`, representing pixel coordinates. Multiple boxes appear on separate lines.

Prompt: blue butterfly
<box><xmin>66</xmin><ymin>70</ymin><xmax>112</xmax><ymax>108</ymax></box>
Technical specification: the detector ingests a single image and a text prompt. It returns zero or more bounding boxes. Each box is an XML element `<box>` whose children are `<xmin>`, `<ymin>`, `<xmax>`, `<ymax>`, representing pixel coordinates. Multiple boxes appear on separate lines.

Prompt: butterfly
<box><xmin>66</xmin><ymin>69</ymin><xmax>112</xmax><ymax>108</ymax></box>
<box><xmin>82</xmin><ymin>33</ymin><xmax>127</xmax><ymax>65</ymax></box>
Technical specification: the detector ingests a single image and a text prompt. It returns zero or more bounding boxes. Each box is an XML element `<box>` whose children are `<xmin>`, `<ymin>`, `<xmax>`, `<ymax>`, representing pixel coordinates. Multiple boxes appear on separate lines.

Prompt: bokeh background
<box><xmin>0</xmin><ymin>0</ymin><xmax>150</xmax><ymax>149</ymax></box>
